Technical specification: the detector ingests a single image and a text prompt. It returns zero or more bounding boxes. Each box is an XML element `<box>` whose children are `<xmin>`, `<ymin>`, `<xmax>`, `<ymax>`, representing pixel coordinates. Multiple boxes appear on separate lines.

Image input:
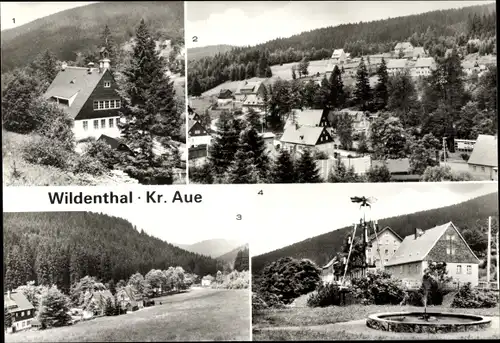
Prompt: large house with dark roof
<box><xmin>385</xmin><ymin>222</ymin><xmax>480</xmax><ymax>289</ymax></box>
<box><xmin>44</xmin><ymin>50</ymin><xmax>122</xmax><ymax>141</ymax></box>
<box><xmin>467</xmin><ymin>134</ymin><xmax>498</xmax><ymax>181</ymax></box>
<box><xmin>188</xmin><ymin>120</ymin><xmax>211</xmax><ymax>147</ymax></box>
<box><xmin>366</xmin><ymin>226</ymin><xmax>403</xmax><ymax>270</ymax></box>
<box><xmin>386</xmin><ymin>59</ymin><xmax>408</xmax><ymax>75</ymax></box>
<box><xmin>410</xmin><ymin>57</ymin><xmax>436</xmax><ymax>77</ymax></box>
<box><xmin>4</xmin><ymin>290</ymin><xmax>36</xmax><ymax>332</ymax></box>
<box><xmin>116</xmin><ymin>286</ymin><xmax>144</xmax><ymax>311</ymax></box>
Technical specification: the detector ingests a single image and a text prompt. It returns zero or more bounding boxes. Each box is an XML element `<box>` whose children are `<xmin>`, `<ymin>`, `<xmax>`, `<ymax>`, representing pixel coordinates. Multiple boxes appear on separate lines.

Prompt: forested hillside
<box><xmin>217</xmin><ymin>244</ymin><xmax>249</xmax><ymax>267</ymax></box>
<box><xmin>188</xmin><ymin>3</ymin><xmax>496</xmax><ymax>94</ymax></box>
<box><xmin>3</xmin><ymin>212</ymin><xmax>219</xmax><ymax>292</ymax></box>
<box><xmin>252</xmin><ymin>192</ymin><xmax>498</xmax><ymax>275</ymax></box>
<box><xmin>188</xmin><ymin>44</ymin><xmax>236</xmax><ymax>61</ymax></box>
<box><xmin>1</xmin><ymin>1</ymin><xmax>184</xmax><ymax>72</ymax></box>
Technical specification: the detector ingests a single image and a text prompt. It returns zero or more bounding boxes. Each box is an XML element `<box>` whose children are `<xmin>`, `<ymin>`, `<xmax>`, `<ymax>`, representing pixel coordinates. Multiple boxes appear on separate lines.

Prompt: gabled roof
<box><xmin>412</xmin><ymin>47</ymin><xmax>426</xmax><ymax>57</ymax></box>
<box><xmin>368</xmin><ymin>226</ymin><xmax>403</xmax><ymax>242</ymax></box>
<box><xmin>98</xmin><ymin>134</ymin><xmax>125</xmax><ymax>150</ymax></box>
<box><xmin>414</xmin><ymin>57</ymin><xmax>435</xmax><ymax>68</ymax></box>
<box><xmin>332</xmin><ymin>49</ymin><xmax>345</xmax><ymax>58</ymax></box>
<box><xmin>44</xmin><ymin>67</ymin><xmax>106</xmax><ymax>119</ymax></box>
<box><xmin>243</xmin><ymin>94</ymin><xmax>264</xmax><ymax>105</ymax></box>
<box><xmin>188</xmin><ymin>119</ymin><xmax>204</xmax><ymax>132</ymax></box>
<box><xmin>387</xmin><ymin>59</ymin><xmax>408</xmax><ymax>69</ymax></box>
<box><xmin>395</xmin><ymin>42</ymin><xmax>413</xmax><ymax>50</ymax></box>
<box><xmin>286</xmin><ymin>109</ymin><xmax>327</xmax><ymax>128</ymax></box>
<box><xmin>4</xmin><ymin>292</ymin><xmax>34</xmax><ymax>312</ymax></box>
<box><xmin>281</xmin><ymin>125</ymin><xmax>326</xmax><ymax>146</ymax></box>
<box><xmin>386</xmin><ymin>222</ymin><xmax>479</xmax><ymax>266</ymax></box>
<box><xmin>235</xmin><ymin>81</ymin><xmax>262</xmax><ymax>94</ymax></box>
<box><xmin>468</xmin><ymin>134</ymin><xmax>498</xmax><ymax>167</ymax></box>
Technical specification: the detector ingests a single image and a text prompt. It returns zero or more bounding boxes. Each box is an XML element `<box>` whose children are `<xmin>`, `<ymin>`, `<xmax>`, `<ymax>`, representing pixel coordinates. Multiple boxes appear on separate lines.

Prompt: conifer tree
<box><xmin>296</xmin><ymin>149</ymin><xmax>322</xmax><ymax>183</ymax></box>
<box><xmin>257</xmin><ymin>51</ymin><xmax>268</xmax><ymax>77</ymax></box>
<box><xmin>100</xmin><ymin>25</ymin><xmax>117</xmax><ymax>63</ymax></box>
<box><xmin>208</xmin><ymin>113</ymin><xmax>242</xmax><ymax>178</ymax></box>
<box><xmin>30</xmin><ymin>49</ymin><xmax>58</xmax><ymax>92</ymax></box>
<box><xmin>38</xmin><ymin>286</ymin><xmax>72</xmax><ymax>329</ymax></box>
<box><xmin>271</xmin><ymin>150</ymin><xmax>297</xmax><ymax>183</ymax></box>
<box><xmin>238</xmin><ymin>125</ymin><xmax>270</xmax><ymax>180</ymax></box>
<box><xmin>4</xmin><ymin>308</ymin><xmax>12</xmax><ymax>330</ymax></box>
<box><xmin>190</xmin><ymin>76</ymin><xmax>202</xmax><ymax>97</ymax></box>
<box><xmin>354</xmin><ymin>57</ymin><xmax>371</xmax><ymax>111</ymax></box>
<box><xmin>265</xmin><ymin>66</ymin><xmax>273</xmax><ymax>78</ymax></box>
<box><xmin>329</xmin><ymin>65</ymin><xmax>345</xmax><ymax>109</ymax></box>
<box><xmin>374</xmin><ymin>57</ymin><xmax>389</xmax><ymax>110</ymax></box>
<box><xmin>228</xmin><ymin>149</ymin><xmax>260</xmax><ymax>184</ymax></box>
<box><xmin>292</xmin><ymin>66</ymin><xmax>297</xmax><ymax>80</ymax></box>
<box><xmin>117</xmin><ymin>19</ymin><xmax>178</xmax><ymax>184</ymax></box>
<box><xmin>5</xmin><ymin>246</ymin><xmax>27</xmax><ymax>290</ymax></box>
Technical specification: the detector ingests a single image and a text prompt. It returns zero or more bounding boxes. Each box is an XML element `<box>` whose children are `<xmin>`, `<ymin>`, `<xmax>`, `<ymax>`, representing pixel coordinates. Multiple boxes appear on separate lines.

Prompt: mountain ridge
<box><xmin>172</xmin><ymin>238</ymin><xmax>245</xmax><ymax>258</ymax></box>
<box><xmin>217</xmin><ymin>244</ymin><xmax>250</xmax><ymax>267</ymax></box>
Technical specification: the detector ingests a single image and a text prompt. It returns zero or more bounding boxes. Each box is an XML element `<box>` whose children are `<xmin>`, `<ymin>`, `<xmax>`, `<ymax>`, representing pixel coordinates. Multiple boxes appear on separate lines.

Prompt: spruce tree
<box><xmin>257</xmin><ymin>51</ymin><xmax>268</xmax><ymax>77</ymax></box>
<box><xmin>329</xmin><ymin>65</ymin><xmax>345</xmax><ymax>109</ymax></box>
<box><xmin>228</xmin><ymin>149</ymin><xmax>259</xmax><ymax>184</ymax></box>
<box><xmin>38</xmin><ymin>286</ymin><xmax>72</xmax><ymax>328</ymax></box>
<box><xmin>265</xmin><ymin>66</ymin><xmax>273</xmax><ymax>78</ymax></box>
<box><xmin>4</xmin><ymin>308</ymin><xmax>12</xmax><ymax>330</ymax></box>
<box><xmin>30</xmin><ymin>49</ymin><xmax>58</xmax><ymax>92</ymax></box>
<box><xmin>291</xmin><ymin>66</ymin><xmax>297</xmax><ymax>80</ymax></box>
<box><xmin>238</xmin><ymin>126</ymin><xmax>270</xmax><ymax>180</ymax></box>
<box><xmin>5</xmin><ymin>246</ymin><xmax>26</xmax><ymax>290</ymax></box>
<box><xmin>208</xmin><ymin>113</ymin><xmax>242</xmax><ymax>178</ymax></box>
<box><xmin>190</xmin><ymin>76</ymin><xmax>202</xmax><ymax>97</ymax></box>
<box><xmin>100</xmin><ymin>25</ymin><xmax>117</xmax><ymax>63</ymax></box>
<box><xmin>374</xmin><ymin>57</ymin><xmax>389</xmax><ymax>110</ymax></box>
<box><xmin>271</xmin><ymin>150</ymin><xmax>297</xmax><ymax>183</ymax></box>
<box><xmin>117</xmin><ymin>19</ymin><xmax>178</xmax><ymax>184</ymax></box>
<box><xmin>354</xmin><ymin>57</ymin><xmax>371</xmax><ymax>111</ymax></box>
<box><xmin>296</xmin><ymin>149</ymin><xmax>322</xmax><ymax>183</ymax></box>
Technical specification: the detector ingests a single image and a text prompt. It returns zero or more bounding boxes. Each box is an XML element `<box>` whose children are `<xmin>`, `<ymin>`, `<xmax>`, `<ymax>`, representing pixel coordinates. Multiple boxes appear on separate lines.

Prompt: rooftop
<box><xmin>281</xmin><ymin>125</ymin><xmax>326</xmax><ymax>146</ymax></box>
<box><xmin>468</xmin><ymin>134</ymin><xmax>498</xmax><ymax>167</ymax></box>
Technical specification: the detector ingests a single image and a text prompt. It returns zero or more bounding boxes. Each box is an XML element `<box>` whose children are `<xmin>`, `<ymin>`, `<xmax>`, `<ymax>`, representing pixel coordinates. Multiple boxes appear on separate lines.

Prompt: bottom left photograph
<box><xmin>3</xmin><ymin>211</ymin><xmax>251</xmax><ymax>342</ymax></box>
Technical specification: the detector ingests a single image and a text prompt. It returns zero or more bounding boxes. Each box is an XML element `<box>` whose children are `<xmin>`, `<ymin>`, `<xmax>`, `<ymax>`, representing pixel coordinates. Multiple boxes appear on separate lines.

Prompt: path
<box><xmin>254</xmin><ymin>316</ymin><xmax>500</xmax><ymax>340</ymax></box>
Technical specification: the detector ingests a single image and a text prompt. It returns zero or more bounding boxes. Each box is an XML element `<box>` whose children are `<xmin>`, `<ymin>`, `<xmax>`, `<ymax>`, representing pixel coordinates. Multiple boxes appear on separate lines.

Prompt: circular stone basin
<box><xmin>366</xmin><ymin>312</ymin><xmax>492</xmax><ymax>334</ymax></box>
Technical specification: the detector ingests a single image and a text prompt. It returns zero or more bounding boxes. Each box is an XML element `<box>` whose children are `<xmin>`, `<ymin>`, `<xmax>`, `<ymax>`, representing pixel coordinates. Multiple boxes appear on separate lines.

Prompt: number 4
<box><xmin>258</xmin><ymin>190</ymin><xmax>263</xmax><ymax>195</ymax></box>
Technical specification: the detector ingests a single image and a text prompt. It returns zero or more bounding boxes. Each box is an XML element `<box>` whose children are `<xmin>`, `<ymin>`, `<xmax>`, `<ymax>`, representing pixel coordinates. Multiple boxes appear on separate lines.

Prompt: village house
<box><xmin>454</xmin><ymin>138</ymin><xmax>476</xmax><ymax>153</ymax></box>
<box><xmin>410</xmin><ymin>57</ymin><xmax>436</xmax><ymax>77</ymax></box>
<box><xmin>410</xmin><ymin>47</ymin><xmax>427</xmax><ymax>60</ymax></box>
<box><xmin>386</xmin><ymin>59</ymin><xmax>408</xmax><ymax>75</ymax></box>
<box><xmin>325</xmin><ymin>61</ymin><xmax>359</xmax><ymax>79</ymax></box>
<box><xmin>334</xmin><ymin>109</ymin><xmax>370</xmax><ymax>135</ymax></box>
<box><xmin>234</xmin><ymin>80</ymin><xmax>265</xmax><ymax>102</ymax></box>
<box><xmin>284</xmin><ymin>109</ymin><xmax>330</xmax><ymax>130</ymax></box>
<box><xmin>82</xmin><ymin>289</ymin><xmax>114</xmax><ymax>317</ymax></box>
<box><xmin>242</xmin><ymin>94</ymin><xmax>266</xmax><ymax>113</ymax></box>
<box><xmin>394</xmin><ymin>42</ymin><xmax>414</xmax><ymax>55</ymax></box>
<box><xmin>371</xmin><ymin>158</ymin><xmax>420</xmax><ymax>181</ymax></box>
<box><xmin>385</xmin><ymin>222</ymin><xmax>480</xmax><ymax>289</ymax></box>
<box><xmin>188</xmin><ymin>120</ymin><xmax>212</xmax><ymax>148</ymax></box>
<box><xmin>467</xmin><ymin>134</ymin><xmax>498</xmax><ymax>181</ymax></box>
<box><xmin>97</xmin><ymin>134</ymin><xmax>134</xmax><ymax>154</ymax></box>
<box><xmin>462</xmin><ymin>60</ymin><xmax>487</xmax><ymax>76</ymax></box>
<box><xmin>217</xmin><ymin>89</ymin><xmax>234</xmax><ymax>105</ymax></box>
<box><xmin>44</xmin><ymin>48</ymin><xmax>122</xmax><ymax>141</ymax></box>
<box><xmin>331</xmin><ymin>49</ymin><xmax>347</xmax><ymax>64</ymax></box>
<box><xmin>321</xmin><ymin>256</ymin><xmax>341</xmax><ymax>284</ymax></box>
<box><xmin>281</xmin><ymin>125</ymin><xmax>335</xmax><ymax>155</ymax></box>
<box><xmin>4</xmin><ymin>291</ymin><xmax>35</xmax><ymax>333</ymax></box>
<box><xmin>260</xmin><ymin>132</ymin><xmax>277</xmax><ymax>157</ymax></box>
<box><xmin>366</xmin><ymin>226</ymin><xmax>403</xmax><ymax>269</ymax></box>
<box><xmin>201</xmin><ymin>275</ymin><xmax>213</xmax><ymax>287</ymax></box>
<box><xmin>116</xmin><ymin>286</ymin><xmax>144</xmax><ymax>312</ymax></box>
<box><xmin>188</xmin><ymin>105</ymin><xmax>201</xmax><ymax>121</ymax></box>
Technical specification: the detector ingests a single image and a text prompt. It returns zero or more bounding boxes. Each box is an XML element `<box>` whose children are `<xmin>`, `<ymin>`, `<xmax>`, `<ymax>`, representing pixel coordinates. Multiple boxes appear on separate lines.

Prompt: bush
<box><xmin>83</xmin><ymin>140</ymin><xmax>123</xmax><ymax>170</ymax></box>
<box><xmin>460</xmin><ymin>153</ymin><xmax>470</xmax><ymax>161</ymax></box>
<box><xmin>218</xmin><ymin>270</ymin><xmax>250</xmax><ymax>289</ymax></box>
<box><xmin>71</xmin><ymin>154</ymin><xmax>106</xmax><ymax>176</ymax></box>
<box><xmin>351</xmin><ymin>271</ymin><xmax>406</xmax><ymax>305</ymax></box>
<box><xmin>254</xmin><ymin>291</ymin><xmax>285</xmax><ymax>309</ymax></box>
<box><xmin>22</xmin><ymin>137</ymin><xmax>71</xmax><ymax>169</ymax></box>
<box><xmin>252</xmin><ymin>293</ymin><xmax>269</xmax><ymax>311</ymax></box>
<box><xmin>307</xmin><ymin>283</ymin><xmax>343</xmax><ymax>307</ymax></box>
<box><xmin>451</xmin><ymin>283</ymin><xmax>499</xmax><ymax>308</ymax></box>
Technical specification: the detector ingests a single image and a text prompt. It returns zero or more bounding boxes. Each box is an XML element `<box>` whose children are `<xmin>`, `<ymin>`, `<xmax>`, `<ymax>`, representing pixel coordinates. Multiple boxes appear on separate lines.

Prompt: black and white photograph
<box><xmin>251</xmin><ymin>182</ymin><xmax>499</xmax><ymax>340</ymax></box>
<box><xmin>3</xmin><ymin>208</ymin><xmax>250</xmax><ymax>341</ymax></box>
<box><xmin>1</xmin><ymin>1</ymin><xmax>187</xmax><ymax>186</ymax></box>
<box><xmin>186</xmin><ymin>1</ymin><xmax>497</xmax><ymax>184</ymax></box>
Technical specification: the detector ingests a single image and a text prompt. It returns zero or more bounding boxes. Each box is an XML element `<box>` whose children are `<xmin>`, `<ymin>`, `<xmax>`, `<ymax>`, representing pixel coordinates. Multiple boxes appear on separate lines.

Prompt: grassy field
<box><xmin>6</xmin><ymin>288</ymin><xmax>250</xmax><ymax>342</ymax></box>
<box><xmin>253</xmin><ymin>304</ymin><xmax>500</xmax><ymax>340</ymax></box>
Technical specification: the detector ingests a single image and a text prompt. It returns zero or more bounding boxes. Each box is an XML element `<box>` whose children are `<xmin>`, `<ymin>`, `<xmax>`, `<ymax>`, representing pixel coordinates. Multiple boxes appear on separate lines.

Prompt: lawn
<box><xmin>6</xmin><ymin>288</ymin><xmax>250</xmax><ymax>342</ymax></box>
<box><xmin>252</xmin><ymin>304</ymin><xmax>500</xmax><ymax>340</ymax></box>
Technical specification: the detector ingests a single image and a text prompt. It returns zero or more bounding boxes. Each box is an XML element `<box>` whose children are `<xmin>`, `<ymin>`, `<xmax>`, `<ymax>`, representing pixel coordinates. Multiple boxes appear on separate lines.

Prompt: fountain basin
<box><xmin>366</xmin><ymin>312</ymin><xmax>492</xmax><ymax>334</ymax></box>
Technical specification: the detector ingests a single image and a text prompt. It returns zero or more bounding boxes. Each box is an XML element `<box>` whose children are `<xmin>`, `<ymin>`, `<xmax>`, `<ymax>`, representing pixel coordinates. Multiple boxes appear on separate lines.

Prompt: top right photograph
<box><xmin>186</xmin><ymin>0</ymin><xmax>497</xmax><ymax>184</ymax></box>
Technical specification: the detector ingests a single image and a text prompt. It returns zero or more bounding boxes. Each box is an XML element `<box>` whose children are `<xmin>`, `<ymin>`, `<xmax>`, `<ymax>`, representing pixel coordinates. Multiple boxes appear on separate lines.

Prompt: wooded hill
<box><xmin>252</xmin><ymin>192</ymin><xmax>499</xmax><ymax>275</ymax></box>
<box><xmin>3</xmin><ymin>211</ymin><xmax>219</xmax><ymax>293</ymax></box>
<box><xmin>188</xmin><ymin>44</ymin><xmax>236</xmax><ymax>61</ymax></box>
<box><xmin>173</xmin><ymin>238</ymin><xmax>244</xmax><ymax>258</ymax></box>
<box><xmin>1</xmin><ymin>1</ymin><xmax>184</xmax><ymax>72</ymax></box>
<box><xmin>217</xmin><ymin>244</ymin><xmax>250</xmax><ymax>267</ymax></box>
<box><xmin>188</xmin><ymin>3</ymin><xmax>496</xmax><ymax>95</ymax></box>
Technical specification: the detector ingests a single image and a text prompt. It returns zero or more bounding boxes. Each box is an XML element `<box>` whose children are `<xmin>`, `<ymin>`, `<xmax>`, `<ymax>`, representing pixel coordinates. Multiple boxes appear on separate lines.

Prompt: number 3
<box><xmin>236</xmin><ymin>214</ymin><xmax>242</xmax><ymax>220</ymax></box>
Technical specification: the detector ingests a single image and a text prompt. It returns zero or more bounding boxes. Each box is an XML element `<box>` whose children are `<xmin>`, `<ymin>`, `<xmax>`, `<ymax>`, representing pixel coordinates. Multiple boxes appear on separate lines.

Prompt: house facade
<box><xmin>4</xmin><ymin>291</ymin><xmax>35</xmax><ymax>333</ymax></box>
<box><xmin>116</xmin><ymin>286</ymin><xmax>144</xmax><ymax>311</ymax></box>
<box><xmin>410</xmin><ymin>57</ymin><xmax>436</xmax><ymax>77</ymax></box>
<box><xmin>281</xmin><ymin>126</ymin><xmax>334</xmax><ymax>154</ymax></box>
<box><xmin>387</xmin><ymin>59</ymin><xmax>408</xmax><ymax>75</ymax></box>
<box><xmin>331</xmin><ymin>49</ymin><xmax>347</xmax><ymax>64</ymax></box>
<box><xmin>455</xmin><ymin>138</ymin><xmax>476</xmax><ymax>153</ymax></box>
<box><xmin>82</xmin><ymin>289</ymin><xmax>114</xmax><ymax>317</ymax></box>
<box><xmin>366</xmin><ymin>227</ymin><xmax>403</xmax><ymax>269</ymax></box>
<box><xmin>217</xmin><ymin>89</ymin><xmax>234</xmax><ymax>105</ymax></box>
<box><xmin>234</xmin><ymin>80</ymin><xmax>265</xmax><ymax>102</ymax></box>
<box><xmin>188</xmin><ymin>120</ymin><xmax>212</xmax><ymax>147</ymax></box>
<box><xmin>394</xmin><ymin>42</ymin><xmax>414</xmax><ymax>55</ymax></box>
<box><xmin>201</xmin><ymin>275</ymin><xmax>213</xmax><ymax>286</ymax></box>
<box><xmin>385</xmin><ymin>222</ymin><xmax>480</xmax><ymax>289</ymax></box>
<box><xmin>44</xmin><ymin>51</ymin><xmax>122</xmax><ymax>141</ymax></box>
<box><xmin>467</xmin><ymin>134</ymin><xmax>498</xmax><ymax>180</ymax></box>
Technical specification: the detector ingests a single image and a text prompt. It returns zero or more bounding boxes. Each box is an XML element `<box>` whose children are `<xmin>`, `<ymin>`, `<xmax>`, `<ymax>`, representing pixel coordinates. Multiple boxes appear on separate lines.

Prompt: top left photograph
<box><xmin>1</xmin><ymin>1</ymin><xmax>187</xmax><ymax>186</ymax></box>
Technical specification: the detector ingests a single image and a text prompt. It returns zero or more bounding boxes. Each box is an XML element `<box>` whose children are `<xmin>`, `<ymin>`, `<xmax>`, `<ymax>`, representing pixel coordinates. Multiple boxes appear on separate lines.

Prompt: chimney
<box><xmin>7</xmin><ymin>290</ymin><xmax>11</xmax><ymax>299</ymax></box>
<box><xmin>414</xmin><ymin>228</ymin><xmax>424</xmax><ymax>239</ymax></box>
<box><xmin>61</xmin><ymin>62</ymin><xmax>68</xmax><ymax>71</ymax></box>
<box><xmin>99</xmin><ymin>58</ymin><xmax>111</xmax><ymax>73</ymax></box>
<box><xmin>87</xmin><ymin>62</ymin><xmax>95</xmax><ymax>74</ymax></box>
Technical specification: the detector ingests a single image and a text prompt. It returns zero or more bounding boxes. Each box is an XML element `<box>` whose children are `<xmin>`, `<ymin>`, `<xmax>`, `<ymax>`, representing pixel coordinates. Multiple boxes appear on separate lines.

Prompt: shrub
<box><xmin>252</xmin><ymin>293</ymin><xmax>269</xmax><ymax>311</ymax></box>
<box><xmin>312</xmin><ymin>149</ymin><xmax>329</xmax><ymax>160</ymax></box>
<box><xmin>307</xmin><ymin>283</ymin><xmax>343</xmax><ymax>307</ymax></box>
<box><xmin>460</xmin><ymin>153</ymin><xmax>470</xmax><ymax>161</ymax></box>
<box><xmin>218</xmin><ymin>270</ymin><xmax>250</xmax><ymax>289</ymax></box>
<box><xmin>351</xmin><ymin>271</ymin><xmax>406</xmax><ymax>305</ymax></box>
<box><xmin>22</xmin><ymin>137</ymin><xmax>71</xmax><ymax>169</ymax></box>
<box><xmin>451</xmin><ymin>283</ymin><xmax>499</xmax><ymax>308</ymax></box>
<box><xmin>32</xmin><ymin>98</ymin><xmax>75</xmax><ymax>150</ymax></box>
<box><xmin>71</xmin><ymin>154</ymin><xmax>106</xmax><ymax>176</ymax></box>
<box><xmin>83</xmin><ymin>140</ymin><xmax>123</xmax><ymax>170</ymax></box>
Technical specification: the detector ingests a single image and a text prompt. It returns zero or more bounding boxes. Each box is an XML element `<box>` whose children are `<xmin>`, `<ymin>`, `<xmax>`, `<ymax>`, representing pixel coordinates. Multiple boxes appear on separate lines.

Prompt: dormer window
<box><xmin>104</xmin><ymin>81</ymin><xmax>111</xmax><ymax>88</ymax></box>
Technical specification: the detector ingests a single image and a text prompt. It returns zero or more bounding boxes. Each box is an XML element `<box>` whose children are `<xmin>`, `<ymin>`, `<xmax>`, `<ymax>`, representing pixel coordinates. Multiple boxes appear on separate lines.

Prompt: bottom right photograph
<box><xmin>251</xmin><ymin>182</ymin><xmax>499</xmax><ymax>340</ymax></box>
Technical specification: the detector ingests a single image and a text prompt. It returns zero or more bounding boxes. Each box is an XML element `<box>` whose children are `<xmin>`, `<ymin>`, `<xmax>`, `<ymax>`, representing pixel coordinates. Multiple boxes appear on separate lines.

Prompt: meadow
<box><xmin>6</xmin><ymin>288</ymin><xmax>251</xmax><ymax>342</ymax></box>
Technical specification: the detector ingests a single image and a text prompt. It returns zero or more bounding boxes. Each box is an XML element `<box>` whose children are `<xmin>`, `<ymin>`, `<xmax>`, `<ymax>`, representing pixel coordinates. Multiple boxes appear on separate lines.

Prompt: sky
<box><xmin>186</xmin><ymin>1</ymin><xmax>495</xmax><ymax>48</ymax></box>
<box><xmin>0</xmin><ymin>2</ymin><xmax>96</xmax><ymax>31</ymax></box>
<box><xmin>250</xmin><ymin>182</ymin><xmax>498</xmax><ymax>256</ymax></box>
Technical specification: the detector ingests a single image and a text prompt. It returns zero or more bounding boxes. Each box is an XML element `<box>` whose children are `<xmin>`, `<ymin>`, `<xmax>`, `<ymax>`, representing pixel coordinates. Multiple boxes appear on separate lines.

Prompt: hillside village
<box><xmin>187</xmin><ymin>5</ymin><xmax>497</xmax><ymax>184</ymax></box>
<box><xmin>2</xmin><ymin>16</ymin><xmax>186</xmax><ymax>185</ymax></box>
<box><xmin>3</xmin><ymin>212</ymin><xmax>249</xmax><ymax>339</ymax></box>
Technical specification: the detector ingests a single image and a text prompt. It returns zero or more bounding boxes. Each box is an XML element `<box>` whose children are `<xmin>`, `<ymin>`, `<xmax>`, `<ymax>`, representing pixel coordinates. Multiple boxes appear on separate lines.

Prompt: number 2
<box><xmin>192</xmin><ymin>36</ymin><xmax>198</xmax><ymax>42</ymax></box>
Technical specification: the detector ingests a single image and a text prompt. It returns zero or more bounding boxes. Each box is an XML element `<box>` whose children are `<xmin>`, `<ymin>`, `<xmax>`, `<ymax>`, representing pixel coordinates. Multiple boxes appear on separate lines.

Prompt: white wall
<box><xmin>446</xmin><ymin>262</ymin><xmax>479</xmax><ymax>287</ymax></box>
<box><xmin>74</xmin><ymin>116</ymin><xmax>121</xmax><ymax>141</ymax></box>
<box><xmin>188</xmin><ymin>135</ymin><xmax>212</xmax><ymax>147</ymax></box>
<box><xmin>13</xmin><ymin>319</ymin><xmax>32</xmax><ymax>331</ymax></box>
<box><xmin>468</xmin><ymin>164</ymin><xmax>496</xmax><ymax>181</ymax></box>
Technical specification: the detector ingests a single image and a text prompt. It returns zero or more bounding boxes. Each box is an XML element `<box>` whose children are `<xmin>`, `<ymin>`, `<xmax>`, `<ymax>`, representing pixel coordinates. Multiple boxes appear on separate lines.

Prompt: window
<box><xmin>101</xmin><ymin>119</ymin><xmax>106</xmax><ymax>128</ymax></box>
<box><xmin>385</xmin><ymin>239</ymin><xmax>389</xmax><ymax>245</ymax></box>
<box><xmin>194</xmin><ymin>130</ymin><xmax>200</xmax><ymax>134</ymax></box>
<box><xmin>93</xmin><ymin>120</ymin><xmax>99</xmax><ymax>129</ymax></box>
<box><xmin>473</xmin><ymin>165</ymin><xmax>477</xmax><ymax>171</ymax></box>
<box><xmin>104</xmin><ymin>81</ymin><xmax>111</xmax><ymax>88</ymax></box>
<box><xmin>400</xmin><ymin>266</ymin><xmax>403</xmax><ymax>273</ymax></box>
<box><xmin>394</xmin><ymin>249</ymin><xmax>397</xmax><ymax>253</ymax></box>
<box><xmin>457</xmin><ymin>265</ymin><xmax>462</xmax><ymax>274</ymax></box>
<box><xmin>83</xmin><ymin>121</ymin><xmax>88</xmax><ymax>131</ymax></box>
<box><xmin>21</xmin><ymin>311</ymin><xmax>24</xmax><ymax>316</ymax></box>
<box><xmin>93</xmin><ymin>99</ymin><xmax>121</xmax><ymax>110</ymax></box>
<box><xmin>467</xmin><ymin>265</ymin><xmax>472</xmax><ymax>274</ymax></box>
<box><xmin>481</xmin><ymin>166</ymin><xmax>485</xmax><ymax>172</ymax></box>
<box><xmin>446</xmin><ymin>247</ymin><xmax>451</xmax><ymax>254</ymax></box>
<box><xmin>109</xmin><ymin>118</ymin><xmax>114</xmax><ymax>128</ymax></box>
<box><xmin>385</xmin><ymin>259</ymin><xmax>388</xmax><ymax>263</ymax></box>
<box><xmin>385</xmin><ymin>249</ymin><xmax>389</xmax><ymax>255</ymax></box>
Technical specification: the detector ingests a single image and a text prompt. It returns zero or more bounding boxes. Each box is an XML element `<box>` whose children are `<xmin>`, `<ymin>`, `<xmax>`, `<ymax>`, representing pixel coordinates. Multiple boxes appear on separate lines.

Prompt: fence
<box><xmin>478</xmin><ymin>281</ymin><xmax>500</xmax><ymax>290</ymax></box>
